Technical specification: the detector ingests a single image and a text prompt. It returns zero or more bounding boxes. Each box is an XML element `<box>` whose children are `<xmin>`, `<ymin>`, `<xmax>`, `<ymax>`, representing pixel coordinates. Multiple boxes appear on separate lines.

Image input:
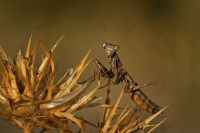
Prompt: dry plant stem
<box><xmin>101</xmin><ymin>84</ymin><xmax>125</xmax><ymax>132</ymax></box>
<box><xmin>110</xmin><ymin>106</ymin><xmax>130</xmax><ymax>132</ymax></box>
<box><xmin>119</xmin><ymin>109</ymin><xmax>138</xmax><ymax>132</ymax></box>
<box><xmin>101</xmin><ymin>84</ymin><xmax>110</xmax><ymax>127</ymax></box>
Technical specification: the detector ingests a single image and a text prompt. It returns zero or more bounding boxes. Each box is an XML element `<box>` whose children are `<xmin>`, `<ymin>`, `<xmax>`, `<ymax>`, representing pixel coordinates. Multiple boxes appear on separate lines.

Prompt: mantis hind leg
<box><xmin>124</xmin><ymin>75</ymin><xmax>157</xmax><ymax>93</ymax></box>
<box><xmin>127</xmin><ymin>80</ymin><xmax>162</xmax><ymax>117</ymax></box>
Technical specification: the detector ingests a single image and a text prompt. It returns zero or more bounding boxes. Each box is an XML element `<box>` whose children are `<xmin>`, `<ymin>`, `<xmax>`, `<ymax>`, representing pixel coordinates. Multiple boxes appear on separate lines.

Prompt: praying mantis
<box><xmin>82</xmin><ymin>42</ymin><xmax>161</xmax><ymax>114</ymax></box>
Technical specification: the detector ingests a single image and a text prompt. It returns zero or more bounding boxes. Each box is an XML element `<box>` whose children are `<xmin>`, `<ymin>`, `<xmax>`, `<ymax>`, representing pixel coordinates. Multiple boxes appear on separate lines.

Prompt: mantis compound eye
<box><xmin>114</xmin><ymin>45</ymin><xmax>120</xmax><ymax>51</ymax></box>
<box><xmin>102</xmin><ymin>42</ymin><xmax>108</xmax><ymax>48</ymax></box>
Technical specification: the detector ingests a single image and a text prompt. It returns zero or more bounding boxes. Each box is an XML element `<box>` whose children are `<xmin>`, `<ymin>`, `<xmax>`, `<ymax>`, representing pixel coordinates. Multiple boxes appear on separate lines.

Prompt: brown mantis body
<box><xmin>92</xmin><ymin>42</ymin><xmax>161</xmax><ymax>114</ymax></box>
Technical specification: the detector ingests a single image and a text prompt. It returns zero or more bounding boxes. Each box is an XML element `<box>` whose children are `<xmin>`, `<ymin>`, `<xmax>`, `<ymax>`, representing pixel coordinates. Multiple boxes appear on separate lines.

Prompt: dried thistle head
<box><xmin>0</xmin><ymin>35</ymin><xmax>102</xmax><ymax>132</ymax></box>
<box><xmin>0</xmin><ymin>35</ymin><xmax>168</xmax><ymax>133</ymax></box>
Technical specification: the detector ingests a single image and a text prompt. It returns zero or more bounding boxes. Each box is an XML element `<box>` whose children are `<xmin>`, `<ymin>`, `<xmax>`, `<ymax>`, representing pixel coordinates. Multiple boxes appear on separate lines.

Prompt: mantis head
<box><xmin>102</xmin><ymin>42</ymin><xmax>120</xmax><ymax>57</ymax></box>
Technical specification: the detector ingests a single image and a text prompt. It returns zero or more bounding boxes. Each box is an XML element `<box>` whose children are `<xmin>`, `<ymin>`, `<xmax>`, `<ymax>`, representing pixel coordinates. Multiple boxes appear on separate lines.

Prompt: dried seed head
<box><xmin>0</xmin><ymin>36</ymin><xmax>102</xmax><ymax>132</ymax></box>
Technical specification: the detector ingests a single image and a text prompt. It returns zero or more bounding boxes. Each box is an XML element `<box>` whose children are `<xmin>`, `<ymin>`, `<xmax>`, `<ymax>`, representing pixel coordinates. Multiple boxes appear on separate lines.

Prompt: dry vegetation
<box><xmin>0</xmin><ymin>35</ymin><xmax>168</xmax><ymax>133</ymax></box>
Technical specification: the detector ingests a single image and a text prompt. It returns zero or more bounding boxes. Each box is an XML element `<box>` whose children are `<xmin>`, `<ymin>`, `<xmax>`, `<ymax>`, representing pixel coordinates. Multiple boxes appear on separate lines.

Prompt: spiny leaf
<box><xmin>0</xmin><ymin>60</ymin><xmax>11</xmax><ymax>88</ymax></box>
<box><xmin>119</xmin><ymin>109</ymin><xmax>138</xmax><ymax>133</ymax></box>
<box><xmin>0</xmin><ymin>45</ymin><xmax>8</xmax><ymax>60</ymax></box>
<box><xmin>68</xmin><ymin>80</ymin><xmax>100</xmax><ymax>112</ymax></box>
<box><xmin>39</xmin><ymin>42</ymin><xmax>56</xmax><ymax>100</ymax></box>
<box><xmin>79</xmin><ymin>117</ymin><xmax>99</xmax><ymax>128</ymax></box>
<box><xmin>40</xmin><ymin>80</ymin><xmax>91</xmax><ymax>109</ymax></box>
<box><xmin>0</xmin><ymin>89</ymin><xmax>6</xmax><ymax>105</ymax></box>
<box><xmin>30</xmin><ymin>38</ymin><xmax>41</xmax><ymax>58</ymax></box>
<box><xmin>0</xmin><ymin>97</ymin><xmax>6</xmax><ymax>107</ymax></box>
<box><xmin>86</xmin><ymin>103</ymin><xmax>125</xmax><ymax>110</ymax></box>
<box><xmin>80</xmin><ymin>97</ymin><xmax>103</xmax><ymax>108</ymax></box>
<box><xmin>0</xmin><ymin>59</ymin><xmax>20</xmax><ymax>102</ymax></box>
<box><xmin>38</xmin><ymin>50</ymin><xmax>51</xmax><ymax>75</ymax></box>
<box><xmin>110</xmin><ymin>106</ymin><xmax>130</xmax><ymax>133</ymax></box>
<box><xmin>35</xmin><ymin>52</ymin><xmax>51</xmax><ymax>93</ymax></box>
<box><xmin>50</xmin><ymin>34</ymin><xmax>64</xmax><ymax>53</ymax></box>
<box><xmin>55</xmin><ymin>112</ymin><xmax>85</xmax><ymax>133</ymax></box>
<box><xmin>25</xmin><ymin>33</ymin><xmax>32</xmax><ymax>58</ymax></box>
<box><xmin>75</xmin><ymin>49</ymin><xmax>91</xmax><ymax>73</ymax></box>
<box><xmin>54</xmin><ymin>50</ymin><xmax>91</xmax><ymax>98</ymax></box>
<box><xmin>132</xmin><ymin>105</ymin><xmax>169</xmax><ymax>131</ymax></box>
<box><xmin>56</xmin><ymin>68</ymin><xmax>73</xmax><ymax>87</ymax></box>
<box><xmin>16</xmin><ymin>54</ymin><xmax>32</xmax><ymax>98</ymax></box>
<box><xmin>0</xmin><ymin>85</ymin><xmax>7</xmax><ymax>97</ymax></box>
<box><xmin>147</xmin><ymin>118</ymin><xmax>167</xmax><ymax>133</ymax></box>
<box><xmin>4</xmin><ymin>60</ymin><xmax>20</xmax><ymax>100</ymax></box>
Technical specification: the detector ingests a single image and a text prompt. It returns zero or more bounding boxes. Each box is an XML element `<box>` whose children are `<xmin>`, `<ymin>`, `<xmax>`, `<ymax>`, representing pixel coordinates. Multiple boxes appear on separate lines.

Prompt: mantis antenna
<box><xmin>94</xmin><ymin>6</ymin><xmax>110</xmax><ymax>44</ymax></box>
<box><xmin>114</xmin><ymin>19</ymin><xmax>140</xmax><ymax>45</ymax></box>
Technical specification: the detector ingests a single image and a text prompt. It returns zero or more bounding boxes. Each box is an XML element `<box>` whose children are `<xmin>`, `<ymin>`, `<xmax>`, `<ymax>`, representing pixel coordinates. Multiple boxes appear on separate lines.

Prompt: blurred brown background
<box><xmin>0</xmin><ymin>0</ymin><xmax>199</xmax><ymax>132</ymax></box>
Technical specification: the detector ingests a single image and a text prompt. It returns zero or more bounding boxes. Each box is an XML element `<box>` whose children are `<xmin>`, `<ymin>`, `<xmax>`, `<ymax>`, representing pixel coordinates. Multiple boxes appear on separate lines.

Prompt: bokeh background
<box><xmin>0</xmin><ymin>0</ymin><xmax>199</xmax><ymax>132</ymax></box>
